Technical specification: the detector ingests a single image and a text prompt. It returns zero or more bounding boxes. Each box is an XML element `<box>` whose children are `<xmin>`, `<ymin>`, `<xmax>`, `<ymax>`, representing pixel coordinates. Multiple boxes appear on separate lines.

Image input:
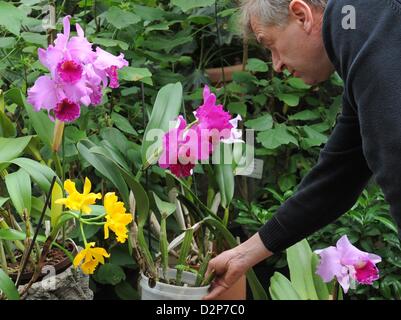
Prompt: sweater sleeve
<box><xmin>259</xmin><ymin>0</ymin><xmax>401</xmax><ymax>253</ymax></box>
<box><xmin>351</xmin><ymin>4</ymin><xmax>401</xmax><ymax>240</ymax></box>
<box><xmin>258</xmin><ymin>98</ymin><xmax>372</xmax><ymax>253</ymax></box>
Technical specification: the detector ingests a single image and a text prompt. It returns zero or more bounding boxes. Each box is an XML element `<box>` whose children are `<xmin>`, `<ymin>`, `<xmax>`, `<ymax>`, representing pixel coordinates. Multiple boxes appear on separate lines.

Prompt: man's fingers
<box><xmin>202</xmin><ymin>283</ymin><xmax>228</xmax><ymax>300</ymax></box>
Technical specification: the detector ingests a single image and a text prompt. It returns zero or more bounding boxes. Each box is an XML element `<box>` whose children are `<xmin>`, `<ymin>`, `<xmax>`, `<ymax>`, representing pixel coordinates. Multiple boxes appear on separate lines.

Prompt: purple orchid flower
<box><xmin>315</xmin><ymin>235</ymin><xmax>381</xmax><ymax>293</ymax></box>
<box><xmin>27</xmin><ymin>15</ymin><xmax>128</xmax><ymax>123</ymax></box>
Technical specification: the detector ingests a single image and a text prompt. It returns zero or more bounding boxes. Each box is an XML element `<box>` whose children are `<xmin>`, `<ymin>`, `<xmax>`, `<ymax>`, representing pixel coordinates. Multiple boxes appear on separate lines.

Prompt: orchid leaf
<box><xmin>287</xmin><ymin>239</ymin><xmax>319</xmax><ymax>300</ymax></box>
<box><xmin>0</xmin><ymin>269</ymin><xmax>19</xmax><ymax>300</ymax></box>
<box><xmin>269</xmin><ymin>272</ymin><xmax>301</xmax><ymax>300</ymax></box>
<box><xmin>141</xmin><ymin>82</ymin><xmax>183</xmax><ymax>166</ymax></box>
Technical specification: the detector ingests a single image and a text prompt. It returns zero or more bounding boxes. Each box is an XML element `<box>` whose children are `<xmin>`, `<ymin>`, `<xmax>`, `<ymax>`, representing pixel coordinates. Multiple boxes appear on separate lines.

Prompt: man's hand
<box><xmin>203</xmin><ymin>233</ymin><xmax>272</xmax><ymax>300</ymax></box>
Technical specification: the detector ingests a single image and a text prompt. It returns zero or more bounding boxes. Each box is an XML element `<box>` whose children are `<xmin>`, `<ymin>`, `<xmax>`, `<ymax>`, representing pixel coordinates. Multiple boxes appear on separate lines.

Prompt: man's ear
<box><xmin>288</xmin><ymin>0</ymin><xmax>314</xmax><ymax>33</ymax></box>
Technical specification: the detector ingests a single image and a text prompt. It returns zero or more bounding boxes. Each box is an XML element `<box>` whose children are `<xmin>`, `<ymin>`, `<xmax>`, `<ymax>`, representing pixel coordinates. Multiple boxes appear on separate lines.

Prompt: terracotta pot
<box><xmin>205</xmin><ymin>64</ymin><xmax>244</xmax><ymax>85</ymax></box>
<box><xmin>212</xmin><ymin>275</ymin><xmax>247</xmax><ymax>300</ymax></box>
<box><xmin>9</xmin><ymin>241</ymin><xmax>77</xmax><ymax>285</ymax></box>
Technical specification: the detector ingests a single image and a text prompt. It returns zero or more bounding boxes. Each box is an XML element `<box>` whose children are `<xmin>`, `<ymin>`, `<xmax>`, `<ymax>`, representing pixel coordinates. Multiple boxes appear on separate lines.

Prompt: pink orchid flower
<box><xmin>158</xmin><ymin>116</ymin><xmax>197</xmax><ymax>178</ymax></box>
<box><xmin>158</xmin><ymin>85</ymin><xmax>244</xmax><ymax>177</ymax></box>
<box><xmin>27</xmin><ymin>15</ymin><xmax>128</xmax><ymax>123</ymax></box>
<box><xmin>315</xmin><ymin>235</ymin><xmax>381</xmax><ymax>293</ymax></box>
<box><xmin>194</xmin><ymin>85</ymin><xmax>233</xmax><ymax>134</ymax></box>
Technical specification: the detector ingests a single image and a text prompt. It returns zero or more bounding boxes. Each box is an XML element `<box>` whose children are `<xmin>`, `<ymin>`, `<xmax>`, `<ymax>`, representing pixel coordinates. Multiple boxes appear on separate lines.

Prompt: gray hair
<box><xmin>241</xmin><ymin>0</ymin><xmax>328</xmax><ymax>38</ymax></box>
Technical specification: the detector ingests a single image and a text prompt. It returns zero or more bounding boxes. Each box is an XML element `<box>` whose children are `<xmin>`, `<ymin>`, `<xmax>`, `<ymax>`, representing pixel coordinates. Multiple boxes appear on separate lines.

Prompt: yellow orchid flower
<box><xmin>73</xmin><ymin>242</ymin><xmax>110</xmax><ymax>275</ymax></box>
<box><xmin>103</xmin><ymin>192</ymin><xmax>133</xmax><ymax>243</ymax></box>
<box><xmin>55</xmin><ymin>177</ymin><xmax>102</xmax><ymax>214</ymax></box>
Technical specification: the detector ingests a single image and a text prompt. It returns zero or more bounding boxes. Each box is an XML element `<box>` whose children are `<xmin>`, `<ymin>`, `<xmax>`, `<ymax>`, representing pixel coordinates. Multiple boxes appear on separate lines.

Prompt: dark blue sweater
<box><xmin>259</xmin><ymin>0</ymin><xmax>401</xmax><ymax>252</ymax></box>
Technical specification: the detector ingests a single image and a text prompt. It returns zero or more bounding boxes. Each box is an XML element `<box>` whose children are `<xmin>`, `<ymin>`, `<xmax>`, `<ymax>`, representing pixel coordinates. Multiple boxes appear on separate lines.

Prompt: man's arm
<box><xmin>259</xmin><ymin>102</ymin><xmax>372</xmax><ymax>253</ymax></box>
<box><xmin>204</xmin><ymin>101</ymin><xmax>372</xmax><ymax>299</ymax></box>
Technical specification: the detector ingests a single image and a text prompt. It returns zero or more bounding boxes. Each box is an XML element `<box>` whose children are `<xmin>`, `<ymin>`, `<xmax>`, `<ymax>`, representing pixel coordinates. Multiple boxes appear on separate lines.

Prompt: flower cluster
<box><xmin>56</xmin><ymin>177</ymin><xmax>133</xmax><ymax>275</ymax></box>
<box><xmin>315</xmin><ymin>235</ymin><xmax>381</xmax><ymax>293</ymax></box>
<box><xmin>158</xmin><ymin>85</ymin><xmax>243</xmax><ymax>178</ymax></box>
<box><xmin>27</xmin><ymin>15</ymin><xmax>128</xmax><ymax>122</ymax></box>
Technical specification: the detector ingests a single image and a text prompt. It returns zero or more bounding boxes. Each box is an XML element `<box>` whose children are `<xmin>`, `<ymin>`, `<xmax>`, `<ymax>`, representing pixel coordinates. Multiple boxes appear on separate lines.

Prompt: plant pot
<box><xmin>139</xmin><ymin>268</ymin><xmax>210</xmax><ymax>300</ymax></box>
<box><xmin>9</xmin><ymin>241</ymin><xmax>77</xmax><ymax>285</ymax></box>
<box><xmin>14</xmin><ymin>241</ymin><xmax>93</xmax><ymax>300</ymax></box>
<box><xmin>212</xmin><ymin>275</ymin><xmax>247</xmax><ymax>300</ymax></box>
<box><xmin>205</xmin><ymin>64</ymin><xmax>243</xmax><ymax>85</ymax></box>
<box><xmin>18</xmin><ymin>264</ymin><xmax>93</xmax><ymax>300</ymax></box>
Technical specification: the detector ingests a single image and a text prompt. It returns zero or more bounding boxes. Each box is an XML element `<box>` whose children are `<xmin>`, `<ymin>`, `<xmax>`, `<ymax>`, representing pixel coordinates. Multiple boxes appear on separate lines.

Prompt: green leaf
<box><xmin>21</xmin><ymin>32</ymin><xmax>47</xmax><ymax>46</ymax></box>
<box><xmin>91</xmin><ymin>37</ymin><xmax>129</xmax><ymax>50</ymax></box>
<box><xmin>5</xmin><ymin>88</ymin><xmax>54</xmax><ymax>147</ymax></box>
<box><xmin>246</xmin><ymin>58</ymin><xmax>269</xmax><ymax>73</ymax></box>
<box><xmin>105</xmin><ymin>6</ymin><xmax>140</xmax><ymax>29</ymax></box>
<box><xmin>0</xmin><ymin>228</ymin><xmax>26</xmax><ymax>241</ymax></box>
<box><xmin>109</xmin><ymin>245</ymin><xmax>136</xmax><ymax>266</ymax></box>
<box><xmin>0</xmin><ymin>37</ymin><xmax>16</xmax><ymax>48</ymax></box>
<box><xmin>118</xmin><ymin>67</ymin><xmax>152</xmax><ymax>83</ymax></box>
<box><xmin>0</xmin><ymin>136</ymin><xmax>32</xmax><ymax>170</ymax></box>
<box><xmin>287</xmin><ymin>77</ymin><xmax>311</xmax><ymax>90</ymax></box>
<box><xmin>92</xmin><ymin>143</ymin><xmax>130</xmax><ymax>172</ymax></box>
<box><xmin>278</xmin><ymin>174</ymin><xmax>296</xmax><ymax>192</ymax></box>
<box><xmin>0</xmin><ymin>109</ymin><xmax>16</xmax><ymax>137</ymax></box>
<box><xmin>374</xmin><ymin>216</ymin><xmax>398</xmax><ymax>233</ymax></box>
<box><xmin>0</xmin><ymin>197</ymin><xmax>9</xmax><ymax>208</ymax></box>
<box><xmin>132</xmin><ymin>4</ymin><xmax>165</xmax><ymax>21</ymax></box>
<box><xmin>142</xmin><ymin>34</ymin><xmax>193</xmax><ymax>54</ymax></box>
<box><xmin>51</xmin><ymin>183</ymin><xmax>63</xmax><ymax>228</ymax></box>
<box><xmin>269</xmin><ymin>272</ymin><xmax>301</xmax><ymax>300</ymax></box>
<box><xmin>227</xmin><ymin>102</ymin><xmax>247</xmax><ymax>118</ymax></box>
<box><xmin>120</xmin><ymin>169</ymin><xmax>149</xmax><ymax>226</ymax></box>
<box><xmin>88</xmin><ymin>143</ymin><xmax>149</xmax><ymax>224</ymax></box>
<box><xmin>145</xmin><ymin>21</ymin><xmax>181</xmax><ymax>33</ymax></box>
<box><xmin>111</xmin><ymin>112</ymin><xmax>138</xmax><ymax>136</ymax></box>
<box><xmin>10</xmin><ymin>157</ymin><xmax>59</xmax><ymax>193</ymax></box>
<box><xmin>5</xmin><ymin>169</ymin><xmax>32</xmax><ymax>217</ymax></box>
<box><xmin>0</xmin><ymin>268</ymin><xmax>20</xmax><ymax>300</ymax></box>
<box><xmin>141</xmin><ymin>82</ymin><xmax>183</xmax><ymax>165</ymax></box>
<box><xmin>215</xmin><ymin>145</ymin><xmax>235</xmax><ymax>209</ymax></box>
<box><xmin>77</xmin><ymin>140</ymin><xmax>129</xmax><ymax>205</ymax></box>
<box><xmin>276</xmin><ymin>93</ymin><xmax>300</xmax><ymax>107</ymax></box>
<box><xmin>115</xmin><ymin>281</ymin><xmax>140</xmax><ymax>300</ymax></box>
<box><xmin>256</xmin><ymin>124</ymin><xmax>298</xmax><ymax>149</ymax></box>
<box><xmin>301</xmin><ymin>126</ymin><xmax>328</xmax><ymax>148</ymax></box>
<box><xmin>94</xmin><ymin>263</ymin><xmax>126</xmax><ymax>285</ymax></box>
<box><xmin>153</xmin><ymin>192</ymin><xmax>176</xmax><ymax>217</ymax></box>
<box><xmin>244</xmin><ymin>114</ymin><xmax>273</xmax><ymax>131</ymax></box>
<box><xmin>311</xmin><ymin>253</ymin><xmax>330</xmax><ymax>300</ymax></box>
<box><xmin>0</xmin><ymin>1</ymin><xmax>25</xmax><ymax>36</ymax></box>
<box><xmin>171</xmin><ymin>0</ymin><xmax>215</xmax><ymax>12</ymax></box>
<box><xmin>288</xmin><ymin>110</ymin><xmax>320</xmax><ymax>121</ymax></box>
<box><xmin>287</xmin><ymin>239</ymin><xmax>318</xmax><ymax>300</ymax></box>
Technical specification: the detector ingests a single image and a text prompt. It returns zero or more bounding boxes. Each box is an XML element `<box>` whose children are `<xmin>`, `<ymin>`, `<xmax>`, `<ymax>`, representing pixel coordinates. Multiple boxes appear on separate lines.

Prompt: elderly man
<box><xmin>204</xmin><ymin>0</ymin><xmax>401</xmax><ymax>299</ymax></box>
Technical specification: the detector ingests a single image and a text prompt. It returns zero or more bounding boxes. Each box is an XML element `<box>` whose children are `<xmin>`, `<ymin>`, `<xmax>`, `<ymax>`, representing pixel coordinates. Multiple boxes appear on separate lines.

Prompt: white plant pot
<box><xmin>139</xmin><ymin>268</ymin><xmax>210</xmax><ymax>300</ymax></box>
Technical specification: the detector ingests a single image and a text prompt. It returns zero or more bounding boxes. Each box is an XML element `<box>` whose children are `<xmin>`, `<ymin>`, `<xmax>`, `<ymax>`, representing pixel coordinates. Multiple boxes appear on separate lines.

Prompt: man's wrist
<box><xmin>235</xmin><ymin>233</ymin><xmax>273</xmax><ymax>269</ymax></box>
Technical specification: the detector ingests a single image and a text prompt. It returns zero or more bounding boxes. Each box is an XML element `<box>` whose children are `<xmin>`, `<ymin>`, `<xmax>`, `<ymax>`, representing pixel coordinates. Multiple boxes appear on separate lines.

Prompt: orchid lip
<box><xmin>57</xmin><ymin>59</ymin><xmax>83</xmax><ymax>83</ymax></box>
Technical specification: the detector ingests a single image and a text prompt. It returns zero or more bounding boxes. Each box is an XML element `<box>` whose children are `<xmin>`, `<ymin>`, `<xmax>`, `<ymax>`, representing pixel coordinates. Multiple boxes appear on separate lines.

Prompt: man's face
<box><xmin>250</xmin><ymin>5</ymin><xmax>334</xmax><ymax>85</ymax></box>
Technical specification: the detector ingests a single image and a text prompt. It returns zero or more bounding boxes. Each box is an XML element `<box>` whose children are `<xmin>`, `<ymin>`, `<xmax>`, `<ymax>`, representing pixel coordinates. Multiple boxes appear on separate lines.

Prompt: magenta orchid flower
<box><xmin>194</xmin><ymin>86</ymin><xmax>233</xmax><ymax>133</ymax></box>
<box><xmin>158</xmin><ymin>85</ymin><xmax>243</xmax><ymax>178</ymax></box>
<box><xmin>158</xmin><ymin>116</ymin><xmax>196</xmax><ymax>178</ymax></box>
<box><xmin>315</xmin><ymin>235</ymin><xmax>381</xmax><ymax>293</ymax></box>
<box><xmin>27</xmin><ymin>15</ymin><xmax>128</xmax><ymax>123</ymax></box>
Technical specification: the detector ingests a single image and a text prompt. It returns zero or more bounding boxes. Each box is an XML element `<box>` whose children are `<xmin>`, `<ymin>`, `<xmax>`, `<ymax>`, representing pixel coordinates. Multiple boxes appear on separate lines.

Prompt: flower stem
<box><xmin>0</xmin><ymin>240</ymin><xmax>8</xmax><ymax>274</ymax></box>
<box><xmin>222</xmin><ymin>206</ymin><xmax>229</xmax><ymax>227</ymax></box>
<box><xmin>82</xmin><ymin>214</ymin><xmax>106</xmax><ymax>222</ymax></box>
<box><xmin>332</xmin><ymin>281</ymin><xmax>339</xmax><ymax>300</ymax></box>
<box><xmin>78</xmin><ymin>211</ymin><xmax>88</xmax><ymax>247</ymax></box>
<box><xmin>52</xmin><ymin>152</ymin><xmax>63</xmax><ymax>180</ymax></box>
